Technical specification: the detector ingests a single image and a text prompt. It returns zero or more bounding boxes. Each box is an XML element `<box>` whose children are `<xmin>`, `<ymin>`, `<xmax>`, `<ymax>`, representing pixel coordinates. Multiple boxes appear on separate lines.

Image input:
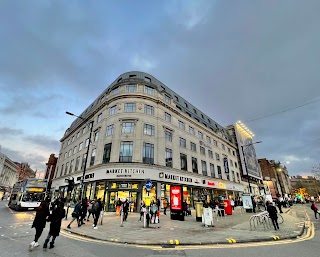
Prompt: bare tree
<box><xmin>311</xmin><ymin>164</ymin><xmax>320</xmax><ymax>179</ymax></box>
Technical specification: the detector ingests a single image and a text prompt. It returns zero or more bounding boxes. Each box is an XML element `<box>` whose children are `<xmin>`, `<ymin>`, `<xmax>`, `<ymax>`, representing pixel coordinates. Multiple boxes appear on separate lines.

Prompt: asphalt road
<box><xmin>0</xmin><ymin>201</ymin><xmax>318</xmax><ymax>257</ymax></box>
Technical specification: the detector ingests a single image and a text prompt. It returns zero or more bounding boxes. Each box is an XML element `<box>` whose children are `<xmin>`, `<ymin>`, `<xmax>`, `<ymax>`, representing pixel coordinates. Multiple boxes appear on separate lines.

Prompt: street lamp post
<box><xmin>66</xmin><ymin>111</ymin><xmax>94</xmax><ymax>202</ymax></box>
<box><xmin>240</xmin><ymin>141</ymin><xmax>262</xmax><ymax>195</ymax></box>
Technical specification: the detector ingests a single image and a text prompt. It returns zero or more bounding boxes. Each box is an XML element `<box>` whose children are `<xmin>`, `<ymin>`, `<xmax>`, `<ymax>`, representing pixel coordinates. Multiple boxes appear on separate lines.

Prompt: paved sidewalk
<box><xmin>62</xmin><ymin>206</ymin><xmax>307</xmax><ymax>245</ymax></box>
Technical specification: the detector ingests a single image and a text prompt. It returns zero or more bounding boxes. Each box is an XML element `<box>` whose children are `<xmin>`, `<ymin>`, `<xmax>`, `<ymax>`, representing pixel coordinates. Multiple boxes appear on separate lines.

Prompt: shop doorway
<box><xmin>107</xmin><ymin>191</ymin><xmax>139</xmax><ymax>212</ymax></box>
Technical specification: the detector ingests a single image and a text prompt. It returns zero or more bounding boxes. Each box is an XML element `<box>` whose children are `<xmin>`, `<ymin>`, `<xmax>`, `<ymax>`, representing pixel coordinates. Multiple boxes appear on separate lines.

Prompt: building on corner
<box><xmin>52</xmin><ymin>71</ymin><xmax>244</xmax><ymax>212</ymax></box>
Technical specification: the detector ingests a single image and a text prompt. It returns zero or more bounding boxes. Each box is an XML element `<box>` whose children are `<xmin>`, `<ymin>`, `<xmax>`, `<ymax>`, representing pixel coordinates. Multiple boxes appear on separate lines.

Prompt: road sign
<box><xmin>145</xmin><ymin>180</ymin><xmax>152</xmax><ymax>190</ymax></box>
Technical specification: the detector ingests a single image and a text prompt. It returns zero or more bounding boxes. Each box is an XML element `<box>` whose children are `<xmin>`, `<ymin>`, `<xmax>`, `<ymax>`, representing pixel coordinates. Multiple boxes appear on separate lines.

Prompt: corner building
<box><xmin>52</xmin><ymin>71</ymin><xmax>244</xmax><ymax>212</ymax></box>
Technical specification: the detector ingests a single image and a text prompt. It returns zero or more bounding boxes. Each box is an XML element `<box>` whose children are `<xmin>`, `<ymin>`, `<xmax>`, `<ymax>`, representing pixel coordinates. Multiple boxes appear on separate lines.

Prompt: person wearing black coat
<box><xmin>30</xmin><ymin>200</ymin><xmax>50</xmax><ymax>249</ymax></box>
<box><xmin>43</xmin><ymin>199</ymin><xmax>66</xmax><ymax>249</ymax></box>
<box><xmin>93</xmin><ymin>198</ymin><xmax>103</xmax><ymax>229</ymax></box>
<box><xmin>266</xmin><ymin>201</ymin><xmax>279</xmax><ymax>230</ymax></box>
<box><xmin>80</xmin><ymin>198</ymin><xmax>88</xmax><ymax>225</ymax></box>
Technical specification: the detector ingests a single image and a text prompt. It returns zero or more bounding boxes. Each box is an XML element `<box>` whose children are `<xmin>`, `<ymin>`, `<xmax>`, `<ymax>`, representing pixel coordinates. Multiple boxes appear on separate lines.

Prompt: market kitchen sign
<box><xmin>159</xmin><ymin>172</ymin><xmax>193</xmax><ymax>183</ymax></box>
<box><xmin>106</xmin><ymin>168</ymin><xmax>145</xmax><ymax>174</ymax></box>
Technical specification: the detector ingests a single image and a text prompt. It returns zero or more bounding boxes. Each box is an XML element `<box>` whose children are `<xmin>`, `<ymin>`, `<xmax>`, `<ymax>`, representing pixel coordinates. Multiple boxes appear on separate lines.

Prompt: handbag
<box><xmin>71</xmin><ymin>211</ymin><xmax>78</xmax><ymax>218</ymax></box>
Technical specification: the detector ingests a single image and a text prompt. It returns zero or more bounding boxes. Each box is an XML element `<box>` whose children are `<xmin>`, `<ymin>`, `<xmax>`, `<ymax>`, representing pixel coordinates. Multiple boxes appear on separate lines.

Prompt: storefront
<box><xmin>52</xmin><ymin>165</ymin><xmax>244</xmax><ymax>212</ymax></box>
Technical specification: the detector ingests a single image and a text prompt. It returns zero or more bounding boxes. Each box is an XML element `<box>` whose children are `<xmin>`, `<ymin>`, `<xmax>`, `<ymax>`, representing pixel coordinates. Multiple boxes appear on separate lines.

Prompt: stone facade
<box><xmin>0</xmin><ymin>152</ymin><xmax>18</xmax><ymax>197</ymax></box>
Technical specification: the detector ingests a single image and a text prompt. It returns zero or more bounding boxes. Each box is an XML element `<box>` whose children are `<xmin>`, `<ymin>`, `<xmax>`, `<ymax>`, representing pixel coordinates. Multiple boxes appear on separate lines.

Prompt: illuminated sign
<box><xmin>170</xmin><ymin>186</ymin><xmax>182</xmax><ymax>211</ymax></box>
<box><xmin>27</xmin><ymin>188</ymin><xmax>45</xmax><ymax>193</ymax></box>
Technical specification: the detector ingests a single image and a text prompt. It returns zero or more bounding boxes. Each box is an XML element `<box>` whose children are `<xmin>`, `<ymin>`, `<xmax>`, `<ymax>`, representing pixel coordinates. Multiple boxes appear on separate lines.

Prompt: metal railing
<box><xmin>249</xmin><ymin>211</ymin><xmax>284</xmax><ymax>230</ymax></box>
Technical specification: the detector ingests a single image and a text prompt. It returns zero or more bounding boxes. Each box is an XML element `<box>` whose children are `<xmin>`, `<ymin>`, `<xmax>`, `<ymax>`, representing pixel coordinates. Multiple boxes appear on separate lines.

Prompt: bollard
<box><xmin>100</xmin><ymin>210</ymin><xmax>104</xmax><ymax>225</ymax></box>
<box><xmin>120</xmin><ymin>210</ymin><xmax>124</xmax><ymax>227</ymax></box>
<box><xmin>143</xmin><ymin>211</ymin><xmax>146</xmax><ymax>228</ymax></box>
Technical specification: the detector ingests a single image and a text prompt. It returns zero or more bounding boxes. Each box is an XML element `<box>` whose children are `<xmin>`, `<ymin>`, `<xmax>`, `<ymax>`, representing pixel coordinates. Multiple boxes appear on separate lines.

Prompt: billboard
<box><xmin>170</xmin><ymin>186</ymin><xmax>182</xmax><ymax>211</ymax></box>
<box><xmin>234</xmin><ymin>123</ymin><xmax>262</xmax><ymax>179</ymax></box>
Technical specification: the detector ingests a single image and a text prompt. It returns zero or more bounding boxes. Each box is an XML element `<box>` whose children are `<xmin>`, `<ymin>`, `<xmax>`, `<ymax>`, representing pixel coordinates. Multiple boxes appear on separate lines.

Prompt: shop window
<box><xmin>210</xmin><ymin>163</ymin><xmax>215</xmax><ymax>177</ymax></box>
<box><xmin>95</xmin><ymin>182</ymin><xmax>106</xmax><ymax>202</ymax></box>
<box><xmin>217</xmin><ymin>165</ymin><xmax>222</xmax><ymax>179</ymax></box>
<box><xmin>192</xmin><ymin>157</ymin><xmax>198</xmax><ymax>173</ymax></box>
<box><xmin>165</xmin><ymin>148</ymin><xmax>173</xmax><ymax>167</ymax></box>
<box><xmin>119</xmin><ymin>141</ymin><xmax>133</xmax><ymax>162</ymax></box>
<box><xmin>103</xmin><ymin>143</ymin><xmax>112</xmax><ymax>163</ymax></box>
<box><xmin>180</xmin><ymin>154</ymin><xmax>188</xmax><ymax>171</ymax></box>
<box><xmin>143</xmin><ymin>143</ymin><xmax>154</xmax><ymax>164</ymax></box>
<box><xmin>201</xmin><ymin>160</ymin><xmax>207</xmax><ymax>176</ymax></box>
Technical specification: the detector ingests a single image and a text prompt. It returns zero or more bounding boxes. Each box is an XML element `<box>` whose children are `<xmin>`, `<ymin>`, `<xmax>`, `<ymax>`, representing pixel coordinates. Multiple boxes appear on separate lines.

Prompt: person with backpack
<box><xmin>92</xmin><ymin>198</ymin><xmax>103</xmax><ymax>229</ymax></box>
<box><xmin>67</xmin><ymin>200</ymin><xmax>82</xmax><ymax>228</ymax></box>
<box><xmin>311</xmin><ymin>201</ymin><xmax>319</xmax><ymax>219</ymax></box>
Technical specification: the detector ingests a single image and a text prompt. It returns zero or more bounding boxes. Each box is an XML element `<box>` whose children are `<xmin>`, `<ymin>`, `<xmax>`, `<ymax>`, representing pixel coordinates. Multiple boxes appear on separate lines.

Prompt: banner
<box><xmin>242</xmin><ymin>195</ymin><xmax>253</xmax><ymax>209</ymax></box>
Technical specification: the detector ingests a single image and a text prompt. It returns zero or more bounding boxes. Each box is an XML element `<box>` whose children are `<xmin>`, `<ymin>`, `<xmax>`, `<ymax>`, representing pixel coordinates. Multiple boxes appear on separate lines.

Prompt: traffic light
<box><xmin>67</xmin><ymin>178</ymin><xmax>74</xmax><ymax>192</ymax></box>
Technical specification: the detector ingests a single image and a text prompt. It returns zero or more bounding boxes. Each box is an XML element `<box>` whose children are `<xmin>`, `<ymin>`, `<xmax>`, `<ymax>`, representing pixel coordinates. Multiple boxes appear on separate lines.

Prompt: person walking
<box><xmin>67</xmin><ymin>200</ymin><xmax>82</xmax><ymax>228</ymax></box>
<box><xmin>43</xmin><ymin>198</ymin><xmax>66</xmax><ymax>249</ymax></box>
<box><xmin>139</xmin><ymin>201</ymin><xmax>146</xmax><ymax>222</ymax></box>
<box><xmin>163</xmin><ymin>198</ymin><xmax>168</xmax><ymax>215</ymax></box>
<box><xmin>277</xmin><ymin>195</ymin><xmax>283</xmax><ymax>213</ymax></box>
<box><xmin>231</xmin><ymin>199</ymin><xmax>235</xmax><ymax>211</ymax></box>
<box><xmin>30</xmin><ymin>199</ymin><xmax>50</xmax><ymax>249</ymax></box>
<box><xmin>156</xmin><ymin>198</ymin><xmax>161</xmax><ymax>211</ymax></box>
<box><xmin>266</xmin><ymin>201</ymin><xmax>279</xmax><ymax>230</ymax></box>
<box><xmin>183</xmin><ymin>200</ymin><xmax>188</xmax><ymax>216</ymax></box>
<box><xmin>122</xmin><ymin>199</ymin><xmax>129</xmax><ymax>221</ymax></box>
<box><xmin>93</xmin><ymin>198</ymin><xmax>103</xmax><ymax>229</ymax></box>
<box><xmin>311</xmin><ymin>201</ymin><xmax>319</xmax><ymax>219</ymax></box>
<box><xmin>86</xmin><ymin>199</ymin><xmax>95</xmax><ymax>222</ymax></box>
<box><xmin>80</xmin><ymin>198</ymin><xmax>88</xmax><ymax>225</ymax></box>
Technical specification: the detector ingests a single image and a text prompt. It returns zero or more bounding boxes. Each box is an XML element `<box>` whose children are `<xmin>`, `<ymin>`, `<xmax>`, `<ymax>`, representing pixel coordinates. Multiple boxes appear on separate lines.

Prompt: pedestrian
<box><xmin>43</xmin><ymin>198</ymin><xmax>66</xmax><ymax>249</ymax></box>
<box><xmin>122</xmin><ymin>199</ymin><xmax>129</xmax><ymax>221</ymax></box>
<box><xmin>150</xmin><ymin>201</ymin><xmax>157</xmax><ymax>223</ymax></box>
<box><xmin>139</xmin><ymin>201</ymin><xmax>146</xmax><ymax>222</ymax></box>
<box><xmin>116</xmin><ymin>198</ymin><xmax>121</xmax><ymax>216</ymax></box>
<box><xmin>277</xmin><ymin>195</ymin><xmax>283</xmax><ymax>213</ymax></box>
<box><xmin>67</xmin><ymin>200</ymin><xmax>82</xmax><ymax>228</ymax></box>
<box><xmin>252</xmin><ymin>196</ymin><xmax>256</xmax><ymax>213</ymax></box>
<box><xmin>92</xmin><ymin>198</ymin><xmax>103</xmax><ymax>229</ymax></box>
<box><xmin>30</xmin><ymin>199</ymin><xmax>50</xmax><ymax>249</ymax></box>
<box><xmin>87</xmin><ymin>199</ymin><xmax>95</xmax><ymax>222</ymax></box>
<box><xmin>156</xmin><ymin>198</ymin><xmax>161</xmax><ymax>211</ymax></box>
<box><xmin>266</xmin><ymin>201</ymin><xmax>279</xmax><ymax>230</ymax></box>
<box><xmin>311</xmin><ymin>201</ymin><xmax>319</xmax><ymax>219</ymax></box>
<box><xmin>183</xmin><ymin>200</ymin><xmax>188</xmax><ymax>216</ymax></box>
<box><xmin>80</xmin><ymin>198</ymin><xmax>88</xmax><ymax>225</ymax></box>
<box><xmin>231</xmin><ymin>199</ymin><xmax>235</xmax><ymax>211</ymax></box>
<box><xmin>163</xmin><ymin>198</ymin><xmax>168</xmax><ymax>215</ymax></box>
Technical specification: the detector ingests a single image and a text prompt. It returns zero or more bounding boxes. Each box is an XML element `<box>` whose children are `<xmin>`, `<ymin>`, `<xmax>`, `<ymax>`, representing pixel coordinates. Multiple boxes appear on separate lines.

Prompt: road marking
<box><xmin>226</xmin><ymin>238</ymin><xmax>237</xmax><ymax>243</ymax></box>
<box><xmin>169</xmin><ymin>240</ymin><xmax>174</xmax><ymax>244</ymax></box>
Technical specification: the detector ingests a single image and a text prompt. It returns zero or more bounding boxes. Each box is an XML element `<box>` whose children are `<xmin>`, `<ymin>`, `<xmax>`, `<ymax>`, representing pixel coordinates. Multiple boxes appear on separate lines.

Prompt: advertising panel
<box><xmin>242</xmin><ymin>194</ymin><xmax>253</xmax><ymax>209</ymax></box>
<box><xmin>234</xmin><ymin>123</ymin><xmax>262</xmax><ymax>179</ymax></box>
<box><xmin>170</xmin><ymin>186</ymin><xmax>182</xmax><ymax>211</ymax></box>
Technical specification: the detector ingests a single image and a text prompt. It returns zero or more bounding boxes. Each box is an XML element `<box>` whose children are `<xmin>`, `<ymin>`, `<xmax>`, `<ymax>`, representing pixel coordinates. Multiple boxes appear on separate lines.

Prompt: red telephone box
<box><xmin>224</xmin><ymin>199</ymin><xmax>232</xmax><ymax>215</ymax></box>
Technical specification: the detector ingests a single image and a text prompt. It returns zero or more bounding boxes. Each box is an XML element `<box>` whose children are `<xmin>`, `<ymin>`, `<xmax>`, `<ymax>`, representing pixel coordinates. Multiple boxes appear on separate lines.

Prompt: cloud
<box><xmin>0</xmin><ymin>127</ymin><xmax>24</xmax><ymax>136</ymax></box>
<box><xmin>23</xmin><ymin>135</ymin><xmax>60</xmax><ymax>150</ymax></box>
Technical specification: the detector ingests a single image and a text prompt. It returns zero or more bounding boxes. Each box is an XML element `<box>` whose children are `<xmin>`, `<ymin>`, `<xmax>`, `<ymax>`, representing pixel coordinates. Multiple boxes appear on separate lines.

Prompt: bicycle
<box><xmin>277</xmin><ymin>213</ymin><xmax>284</xmax><ymax>224</ymax></box>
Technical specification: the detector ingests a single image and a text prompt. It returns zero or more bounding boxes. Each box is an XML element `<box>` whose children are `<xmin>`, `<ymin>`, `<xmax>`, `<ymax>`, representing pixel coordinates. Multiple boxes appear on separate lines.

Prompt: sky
<box><xmin>0</xmin><ymin>0</ymin><xmax>319</xmax><ymax>177</ymax></box>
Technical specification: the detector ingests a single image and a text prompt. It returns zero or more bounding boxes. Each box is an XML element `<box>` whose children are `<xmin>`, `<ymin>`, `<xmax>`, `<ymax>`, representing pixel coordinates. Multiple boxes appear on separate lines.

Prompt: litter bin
<box><xmin>195</xmin><ymin>202</ymin><xmax>203</xmax><ymax>222</ymax></box>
